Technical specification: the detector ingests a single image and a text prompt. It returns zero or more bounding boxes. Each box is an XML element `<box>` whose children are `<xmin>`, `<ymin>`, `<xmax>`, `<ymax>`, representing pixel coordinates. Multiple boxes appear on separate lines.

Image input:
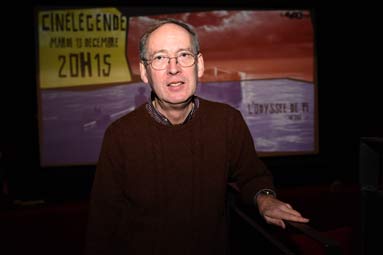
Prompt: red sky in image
<box><xmin>127</xmin><ymin>10</ymin><xmax>314</xmax><ymax>82</ymax></box>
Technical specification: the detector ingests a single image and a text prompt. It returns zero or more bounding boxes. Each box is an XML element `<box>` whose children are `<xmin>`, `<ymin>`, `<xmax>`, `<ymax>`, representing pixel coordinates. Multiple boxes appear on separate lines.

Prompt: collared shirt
<box><xmin>146</xmin><ymin>96</ymin><xmax>200</xmax><ymax>126</ymax></box>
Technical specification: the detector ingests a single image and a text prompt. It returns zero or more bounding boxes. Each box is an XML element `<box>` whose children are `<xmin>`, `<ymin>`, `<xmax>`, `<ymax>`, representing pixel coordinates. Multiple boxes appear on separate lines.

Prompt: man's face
<box><xmin>139</xmin><ymin>23</ymin><xmax>204</xmax><ymax>106</ymax></box>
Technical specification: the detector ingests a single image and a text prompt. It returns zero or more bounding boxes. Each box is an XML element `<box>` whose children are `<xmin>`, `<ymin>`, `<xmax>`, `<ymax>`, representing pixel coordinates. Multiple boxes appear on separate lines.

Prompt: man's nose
<box><xmin>167</xmin><ymin>57</ymin><xmax>181</xmax><ymax>74</ymax></box>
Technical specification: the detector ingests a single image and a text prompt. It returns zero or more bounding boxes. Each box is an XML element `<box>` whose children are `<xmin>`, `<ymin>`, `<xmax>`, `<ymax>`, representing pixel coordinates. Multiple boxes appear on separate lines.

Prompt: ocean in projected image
<box><xmin>40</xmin><ymin>78</ymin><xmax>315</xmax><ymax>166</ymax></box>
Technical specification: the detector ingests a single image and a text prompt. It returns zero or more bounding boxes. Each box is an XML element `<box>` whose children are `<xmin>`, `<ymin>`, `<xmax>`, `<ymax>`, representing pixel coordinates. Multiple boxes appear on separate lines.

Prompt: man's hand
<box><xmin>256</xmin><ymin>195</ymin><xmax>310</xmax><ymax>229</ymax></box>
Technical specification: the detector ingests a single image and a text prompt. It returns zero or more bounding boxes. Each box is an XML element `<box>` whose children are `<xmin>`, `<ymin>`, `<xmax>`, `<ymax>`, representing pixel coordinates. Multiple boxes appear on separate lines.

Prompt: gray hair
<box><xmin>139</xmin><ymin>18</ymin><xmax>200</xmax><ymax>62</ymax></box>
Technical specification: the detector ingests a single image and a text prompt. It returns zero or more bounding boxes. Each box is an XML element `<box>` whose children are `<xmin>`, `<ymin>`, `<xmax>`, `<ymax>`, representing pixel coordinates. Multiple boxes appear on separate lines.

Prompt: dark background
<box><xmin>1</xmin><ymin>0</ymin><xmax>381</xmax><ymax>202</ymax></box>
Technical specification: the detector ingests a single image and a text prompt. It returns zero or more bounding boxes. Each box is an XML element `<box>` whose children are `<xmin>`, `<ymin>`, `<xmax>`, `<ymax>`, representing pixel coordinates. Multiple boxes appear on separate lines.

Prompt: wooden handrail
<box><xmin>227</xmin><ymin>184</ymin><xmax>342</xmax><ymax>255</ymax></box>
<box><xmin>231</xmin><ymin>200</ymin><xmax>296</xmax><ymax>255</ymax></box>
<box><xmin>285</xmin><ymin>221</ymin><xmax>341</xmax><ymax>255</ymax></box>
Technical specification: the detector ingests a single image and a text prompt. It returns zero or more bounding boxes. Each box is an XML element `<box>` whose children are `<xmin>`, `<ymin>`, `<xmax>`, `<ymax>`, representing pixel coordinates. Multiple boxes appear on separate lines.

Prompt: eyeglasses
<box><xmin>144</xmin><ymin>52</ymin><xmax>197</xmax><ymax>70</ymax></box>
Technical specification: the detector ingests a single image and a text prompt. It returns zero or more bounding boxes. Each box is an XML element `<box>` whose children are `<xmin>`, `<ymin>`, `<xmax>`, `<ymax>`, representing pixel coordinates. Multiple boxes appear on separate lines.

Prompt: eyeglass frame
<box><xmin>142</xmin><ymin>51</ymin><xmax>199</xmax><ymax>70</ymax></box>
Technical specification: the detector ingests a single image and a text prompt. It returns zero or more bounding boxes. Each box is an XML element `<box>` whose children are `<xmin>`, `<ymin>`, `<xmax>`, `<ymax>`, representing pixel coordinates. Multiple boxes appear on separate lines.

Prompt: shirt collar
<box><xmin>146</xmin><ymin>93</ymin><xmax>199</xmax><ymax>126</ymax></box>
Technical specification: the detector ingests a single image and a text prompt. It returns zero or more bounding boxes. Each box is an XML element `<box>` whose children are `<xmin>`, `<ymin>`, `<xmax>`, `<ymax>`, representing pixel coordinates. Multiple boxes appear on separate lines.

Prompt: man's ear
<box><xmin>197</xmin><ymin>53</ymin><xmax>205</xmax><ymax>78</ymax></box>
<box><xmin>139</xmin><ymin>62</ymin><xmax>149</xmax><ymax>83</ymax></box>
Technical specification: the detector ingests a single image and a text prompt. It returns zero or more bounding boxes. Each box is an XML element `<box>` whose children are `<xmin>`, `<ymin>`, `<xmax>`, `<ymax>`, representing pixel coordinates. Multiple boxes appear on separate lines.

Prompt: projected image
<box><xmin>37</xmin><ymin>8</ymin><xmax>316</xmax><ymax>166</ymax></box>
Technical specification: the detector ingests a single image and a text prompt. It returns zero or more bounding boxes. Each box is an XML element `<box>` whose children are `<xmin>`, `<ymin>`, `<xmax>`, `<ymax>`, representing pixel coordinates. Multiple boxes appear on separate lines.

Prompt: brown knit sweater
<box><xmin>85</xmin><ymin>98</ymin><xmax>274</xmax><ymax>255</ymax></box>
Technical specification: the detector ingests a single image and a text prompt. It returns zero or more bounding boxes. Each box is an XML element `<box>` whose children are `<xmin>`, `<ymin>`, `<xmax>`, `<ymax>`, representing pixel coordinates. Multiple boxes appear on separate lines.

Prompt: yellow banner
<box><xmin>38</xmin><ymin>8</ymin><xmax>131</xmax><ymax>89</ymax></box>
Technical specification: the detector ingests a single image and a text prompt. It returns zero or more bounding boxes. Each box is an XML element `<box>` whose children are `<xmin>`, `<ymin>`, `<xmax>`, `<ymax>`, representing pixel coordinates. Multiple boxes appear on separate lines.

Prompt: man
<box><xmin>85</xmin><ymin>18</ymin><xmax>309</xmax><ymax>255</ymax></box>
